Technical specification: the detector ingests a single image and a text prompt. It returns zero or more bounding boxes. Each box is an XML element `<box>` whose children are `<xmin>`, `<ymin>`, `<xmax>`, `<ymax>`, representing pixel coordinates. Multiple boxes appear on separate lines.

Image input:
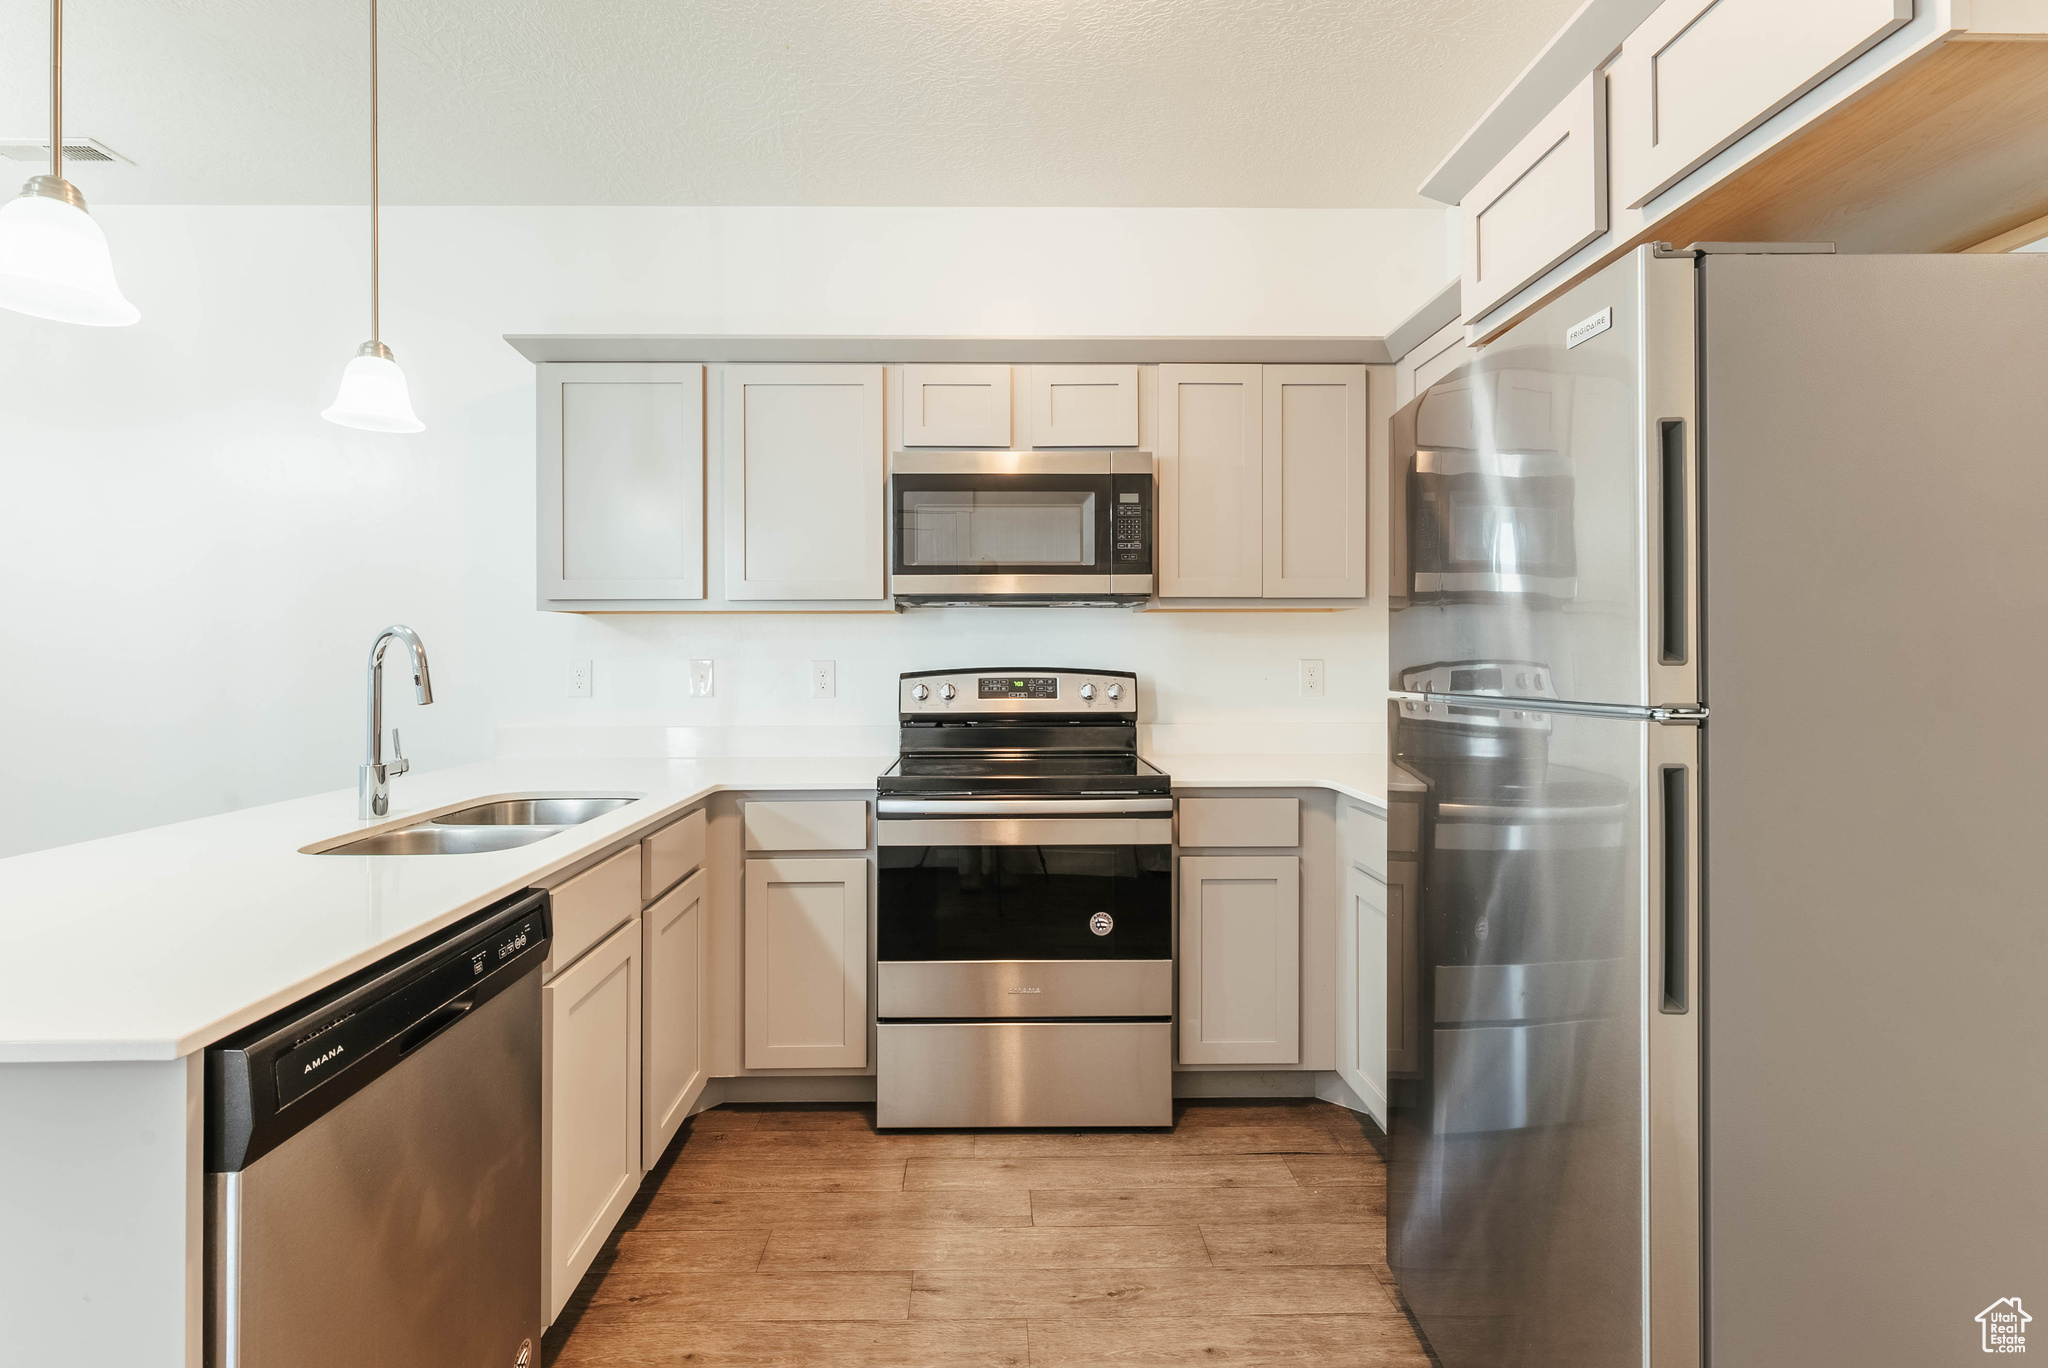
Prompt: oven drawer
<box><xmin>879</xmin><ymin>959</ymin><xmax>1173</xmax><ymax>1019</ymax></box>
<box><xmin>878</xmin><ymin>1021</ymin><xmax>1172</xmax><ymax>1128</ymax></box>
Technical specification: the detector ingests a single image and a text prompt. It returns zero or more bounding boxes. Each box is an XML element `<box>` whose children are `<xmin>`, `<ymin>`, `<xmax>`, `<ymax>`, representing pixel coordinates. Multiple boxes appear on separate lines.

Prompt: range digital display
<box><xmin>979</xmin><ymin>676</ymin><xmax>1058</xmax><ymax>699</ymax></box>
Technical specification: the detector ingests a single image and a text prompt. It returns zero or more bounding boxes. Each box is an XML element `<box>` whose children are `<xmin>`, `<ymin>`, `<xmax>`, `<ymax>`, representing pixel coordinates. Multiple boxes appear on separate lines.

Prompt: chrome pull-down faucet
<box><xmin>361</xmin><ymin>624</ymin><xmax>433</xmax><ymax>818</ymax></box>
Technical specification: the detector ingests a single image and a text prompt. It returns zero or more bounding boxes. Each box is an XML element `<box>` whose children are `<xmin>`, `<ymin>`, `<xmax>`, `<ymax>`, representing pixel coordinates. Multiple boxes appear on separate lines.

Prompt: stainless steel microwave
<box><xmin>888</xmin><ymin>451</ymin><xmax>1154</xmax><ymax>605</ymax></box>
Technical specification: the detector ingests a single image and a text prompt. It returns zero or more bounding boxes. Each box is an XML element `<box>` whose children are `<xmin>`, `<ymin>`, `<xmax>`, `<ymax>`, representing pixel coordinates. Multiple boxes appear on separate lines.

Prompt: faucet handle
<box><xmin>389</xmin><ymin>728</ymin><xmax>410</xmax><ymax>778</ymax></box>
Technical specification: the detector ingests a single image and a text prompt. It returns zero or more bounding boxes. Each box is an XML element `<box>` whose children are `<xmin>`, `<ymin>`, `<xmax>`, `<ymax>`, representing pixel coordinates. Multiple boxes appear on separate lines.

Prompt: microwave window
<box><xmin>1446</xmin><ymin>496</ymin><xmax>1571</xmax><ymax>573</ymax></box>
<box><xmin>900</xmin><ymin>489</ymin><xmax>1098</xmax><ymax>566</ymax></box>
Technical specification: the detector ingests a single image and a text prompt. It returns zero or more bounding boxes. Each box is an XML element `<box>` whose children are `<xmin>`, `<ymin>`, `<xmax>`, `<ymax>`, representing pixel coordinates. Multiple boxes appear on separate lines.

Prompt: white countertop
<box><xmin>0</xmin><ymin>751</ymin><xmax>1386</xmax><ymax>1065</ymax></box>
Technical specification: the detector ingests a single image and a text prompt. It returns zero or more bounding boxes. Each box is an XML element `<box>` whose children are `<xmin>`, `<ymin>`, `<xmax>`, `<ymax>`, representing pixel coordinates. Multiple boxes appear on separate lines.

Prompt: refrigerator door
<box><xmin>1388</xmin><ymin>698</ymin><xmax>1694</xmax><ymax>1368</ymax></box>
<box><xmin>1390</xmin><ymin>246</ymin><xmax>1699</xmax><ymax>711</ymax></box>
<box><xmin>1700</xmin><ymin>253</ymin><xmax>2048</xmax><ymax>1367</ymax></box>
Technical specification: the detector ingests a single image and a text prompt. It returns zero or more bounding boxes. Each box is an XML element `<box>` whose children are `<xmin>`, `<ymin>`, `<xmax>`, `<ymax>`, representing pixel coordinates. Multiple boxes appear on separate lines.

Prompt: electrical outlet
<box><xmin>568</xmin><ymin>660</ymin><xmax>593</xmax><ymax>698</ymax></box>
<box><xmin>689</xmin><ymin>659</ymin><xmax>714</xmax><ymax>697</ymax></box>
<box><xmin>810</xmin><ymin>660</ymin><xmax>836</xmax><ymax>699</ymax></box>
<box><xmin>1299</xmin><ymin>659</ymin><xmax>1325</xmax><ymax>697</ymax></box>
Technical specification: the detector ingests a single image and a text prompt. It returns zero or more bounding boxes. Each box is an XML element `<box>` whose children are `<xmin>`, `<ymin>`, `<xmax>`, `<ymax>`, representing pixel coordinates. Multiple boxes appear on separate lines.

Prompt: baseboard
<box><xmin>1317</xmin><ymin>1068</ymin><xmax>1387</xmax><ymax>1127</ymax></box>
<box><xmin>1172</xmin><ymin>1069</ymin><xmax>1327</xmax><ymax>1099</ymax></box>
<box><xmin>701</xmin><ymin>1074</ymin><xmax>879</xmax><ymax>1106</ymax></box>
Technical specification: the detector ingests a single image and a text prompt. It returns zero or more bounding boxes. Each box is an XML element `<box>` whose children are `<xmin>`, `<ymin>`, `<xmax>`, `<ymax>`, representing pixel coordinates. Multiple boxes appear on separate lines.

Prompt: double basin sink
<box><xmin>311</xmin><ymin>796</ymin><xmax>639</xmax><ymax>856</ymax></box>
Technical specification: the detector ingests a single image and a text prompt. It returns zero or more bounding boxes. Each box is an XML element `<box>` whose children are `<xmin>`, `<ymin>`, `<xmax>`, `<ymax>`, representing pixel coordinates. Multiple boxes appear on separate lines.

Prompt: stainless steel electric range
<box><xmin>875</xmin><ymin>668</ymin><xmax>1174</xmax><ymax>1128</ymax></box>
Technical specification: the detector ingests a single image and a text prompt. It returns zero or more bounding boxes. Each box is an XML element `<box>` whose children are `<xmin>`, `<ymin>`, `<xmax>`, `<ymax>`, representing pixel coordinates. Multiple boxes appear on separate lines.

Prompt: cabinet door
<box><xmin>722</xmin><ymin>364</ymin><xmax>885</xmax><ymax>600</ymax></box>
<box><xmin>1386</xmin><ymin>857</ymin><xmax>1421</xmax><ymax>1077</ymax></box>
<box><xmin>543</xmin><ymin>918</ymin><xmax>641</xmax><ymax>1323</ymax></box>
<box><xmin>1610</xmin><ymin>0</ymin><xmax>1910</xmax><ymax>209</ymax></box>
<box><xmin>1178</xmin><ymin>855</ymin><xmax>1300</xmax><ymax>1065</ymax></box>
<box><xmin>1028</xmin><ymin>365</ymin><xmax>1139</xmax><ymax>447</ymax></box>
<box><xmin>1262</xmin><ymin>365</ymin><xmax>1368</xmax><ymax>598</ymax></box>
<box><xmin>902</xmin><ymin>364</ymin><xmax>1012</xmax><ymax>447</ymax></box>
<box><xmin>744</xmin><ymin>857</ymin><xmax>869</xmax><ymax>1068</ymax></box>
<box><xmin>1349</xmin><ymin>865</ymin><xmax>1389</xmax><ymax>1107</ymax></box>
<box><xmin>1157</xmin><ymin>363</ymin><xmax>1263</xmax><ymax>598</ymax></box>
<box><xmin>539</xmin><ymin>362</ymin><xmax>705</xmax><ymax>602</ymax></box>
<box><xmin>643</xmin><ymin>869</ymin><xmax>706</xmax><ymax>1163</ymax></box>
<box><xmin>1460</xmin><ymin>73</ymin><xmax>1608</xmax><ymax>324</ymax></box>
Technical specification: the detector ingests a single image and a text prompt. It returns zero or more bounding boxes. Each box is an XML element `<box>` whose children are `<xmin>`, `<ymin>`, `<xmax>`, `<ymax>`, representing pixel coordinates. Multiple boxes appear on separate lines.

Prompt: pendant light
<box><xmin>0</xmin><ymin>0</ymin><xmax>140</xmax><ymax>327</ymax></box>
<box><xmin>323</xmin><ymin>0</ymin><xmax>423</xmax><ymax>433</ymax></box>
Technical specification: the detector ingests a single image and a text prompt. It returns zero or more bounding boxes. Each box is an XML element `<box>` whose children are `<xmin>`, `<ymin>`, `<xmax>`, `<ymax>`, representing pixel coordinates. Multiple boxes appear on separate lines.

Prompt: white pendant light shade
<box><xmin>323</xmin><ymin>341</ymin><xmax>424</xmax><ymax>433</ymax></box>
<box><xmin>0</xmin><ymin>178</ymin><xmax>138</xmax><ymax>328</ymax></box>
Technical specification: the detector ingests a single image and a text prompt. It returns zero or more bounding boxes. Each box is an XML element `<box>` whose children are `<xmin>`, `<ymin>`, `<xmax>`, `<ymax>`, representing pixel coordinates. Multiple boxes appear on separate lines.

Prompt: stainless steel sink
<box><xmin>433</xmin><ymin>797</ymin><xmax>637</xmax><ymax>827</ymax></box>
<box><xmin>306</xmin><ymin>793</ymin><xmax>642</xmax><ymax>855</ymax></box>
<box><xmin>317</xmin><ymin>825</ymin><xmax>562</xmax><ymax>856</ymax></box>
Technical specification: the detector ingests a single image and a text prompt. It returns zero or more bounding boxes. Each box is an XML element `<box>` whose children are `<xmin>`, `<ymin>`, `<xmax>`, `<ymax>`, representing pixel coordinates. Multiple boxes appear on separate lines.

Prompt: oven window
<box><xmin>899</xmin><ymin>489</ymin><xmax>1098</xmax><ymax>566</ymax></box>
<box><xmin>878</xmin><ymin>843</ymin><xmax>1171</xmax><ymax>960</ymax></box>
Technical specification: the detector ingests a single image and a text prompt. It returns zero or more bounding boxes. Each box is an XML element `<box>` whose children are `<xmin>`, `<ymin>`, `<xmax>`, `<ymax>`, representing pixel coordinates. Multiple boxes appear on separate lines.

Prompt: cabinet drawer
<box><xmin>642</xmin><ymin>808</ymin><xmax>707</xmax><ymax>902</ymax></box>
<box><xmin>1029</xmin><ymin>365</ymin><xmax>1139</xmax><ymax>447</ymax></box>
<box><xmin>1461</xmin><ymin>72</ymin><xmax>1608</xmax><ymax>324</ymax></box>
<box><xmin>1178</xmin><ymin>798</ymin><xmax>1300</xmax><ymax>849</ymax></box>
<box><xmin>743</xmin><ymin>800</ymin><xmax>868</xmax><ymax>852</ymax></box>
<box><xmin>546</xmin><ymin>845</ymin><xmax>641</xmax><ymax>977</ymax></box>
<box><xmin>902</xmin><ymin>364</ymin><xmax>1012</xmax><ymax>447</ymax></box>
<box><xmin>1610</xmin><ymin>0</ymin><xmax>1910</xmax><ymax>209</ymax></box>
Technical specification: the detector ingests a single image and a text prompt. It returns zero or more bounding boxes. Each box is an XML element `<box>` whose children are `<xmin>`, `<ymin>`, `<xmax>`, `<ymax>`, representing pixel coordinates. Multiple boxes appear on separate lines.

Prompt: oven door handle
<box><xmin>879</xmin><ymin>816</ymin><xmax>1173</xmax><ymax>847</ymax></box>
<box><xmin>878</xmin><ymin>797</ymin><xmax>1173</xmax><ymax>817</ymax></box>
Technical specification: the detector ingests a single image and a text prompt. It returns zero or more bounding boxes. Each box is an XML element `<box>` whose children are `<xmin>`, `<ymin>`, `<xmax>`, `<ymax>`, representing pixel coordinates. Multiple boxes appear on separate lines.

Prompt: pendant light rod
<box><xmin>369</xmin><ymin>0</ymin><xmax>380</xmax><ymax>345</ymax></box>
<box><xmin>49</xmin><ymin>0</ymin><xmax>63</xmax><ymax>181</ymax></box>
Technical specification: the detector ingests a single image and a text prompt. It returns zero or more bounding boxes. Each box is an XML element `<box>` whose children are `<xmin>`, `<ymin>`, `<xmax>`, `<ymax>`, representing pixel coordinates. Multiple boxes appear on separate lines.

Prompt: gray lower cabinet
<box><xmin>1177</xmin><ymin>855</ymin><xmax>1302</xmax><ymax>1065</ymax></box>
<box><xmin>538</xmin><ymin>362</ymin><xmax>706</xmax><ymax>605</ymax></box>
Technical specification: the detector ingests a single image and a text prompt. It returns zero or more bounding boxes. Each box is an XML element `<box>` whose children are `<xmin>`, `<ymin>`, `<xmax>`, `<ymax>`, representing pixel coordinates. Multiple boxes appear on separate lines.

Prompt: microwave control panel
<box><xmin>1112</xmin><ymin>473</ymin><xmax>1153</xmax><ymax>570</ymax></box>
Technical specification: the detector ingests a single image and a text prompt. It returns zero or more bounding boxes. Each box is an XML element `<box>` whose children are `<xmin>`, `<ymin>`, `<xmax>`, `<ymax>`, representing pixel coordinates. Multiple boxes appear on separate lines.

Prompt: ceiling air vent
<box><xmin>0</xmin><ymin>137</ymin><xmax>129</xmax><ymax>164</ymax></box>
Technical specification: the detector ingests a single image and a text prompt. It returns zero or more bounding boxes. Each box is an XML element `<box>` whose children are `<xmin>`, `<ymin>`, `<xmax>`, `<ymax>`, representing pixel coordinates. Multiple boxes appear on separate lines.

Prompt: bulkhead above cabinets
<box><xmin>520</xmin><ymin>344</ymin><xmax>1385</xmax><ymax>614</ymax></box>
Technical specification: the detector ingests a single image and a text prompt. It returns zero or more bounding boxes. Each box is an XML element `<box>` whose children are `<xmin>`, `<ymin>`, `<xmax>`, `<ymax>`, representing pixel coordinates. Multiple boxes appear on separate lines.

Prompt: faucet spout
<box><xmin>361</xmin><ymin>624</ymin><xmax>434</xmax><ymax>819</ymax></box>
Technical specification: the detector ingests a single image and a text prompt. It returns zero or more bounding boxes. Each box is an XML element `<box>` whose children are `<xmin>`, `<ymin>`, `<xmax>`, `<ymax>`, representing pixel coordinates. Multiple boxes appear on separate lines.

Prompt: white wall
<box><xmin>0</xmin><ymin>205</ymin><xmax>1444</xmax><ymax>856</ymax></box>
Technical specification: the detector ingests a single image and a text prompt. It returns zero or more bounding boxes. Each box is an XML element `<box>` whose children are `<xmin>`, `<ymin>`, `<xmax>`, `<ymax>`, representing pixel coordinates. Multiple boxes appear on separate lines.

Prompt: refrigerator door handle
<box><xmin>1659</xmin><ymin>418</ymin><xmax>1690</xmax><ymax>667</ymax></box>
<box><xmin>1660</xmin><ymin>762</ymin><xmax>1692</xmax><ymax>1013</ymax></box>
<box><xmin>1648</xmin><ymin>725</ymin><xmax>1703</xmax><ymax>1368</ymax></box>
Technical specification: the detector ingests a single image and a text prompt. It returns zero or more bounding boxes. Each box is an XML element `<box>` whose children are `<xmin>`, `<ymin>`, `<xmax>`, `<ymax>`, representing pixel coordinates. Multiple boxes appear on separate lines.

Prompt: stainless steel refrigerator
<box><xmin>1386</xmin><ymin>244</ymin><xmax>2048</xmax><ymax>1368</ymax></box>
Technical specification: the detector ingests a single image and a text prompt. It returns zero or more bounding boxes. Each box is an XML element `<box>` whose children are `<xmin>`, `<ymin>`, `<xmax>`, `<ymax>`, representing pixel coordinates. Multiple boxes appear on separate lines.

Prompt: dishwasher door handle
<box><xmin>399</xmin><ymin>999</ymin><xmax>474</xmax><ymax>1056</ymax></box>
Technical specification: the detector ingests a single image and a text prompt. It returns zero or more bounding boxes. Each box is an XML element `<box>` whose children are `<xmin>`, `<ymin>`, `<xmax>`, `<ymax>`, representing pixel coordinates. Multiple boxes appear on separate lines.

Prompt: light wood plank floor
<box><xmin>545</xmin><ymin>1099</ymin><xmax>1435</xmax><ymax>1367</ymax></box>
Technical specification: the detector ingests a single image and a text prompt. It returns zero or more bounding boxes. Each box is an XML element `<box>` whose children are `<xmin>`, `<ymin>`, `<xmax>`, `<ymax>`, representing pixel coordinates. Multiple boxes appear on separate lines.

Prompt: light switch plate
<box><xmin>1299</xmin><ymin>659</ymin><xmax>1325</xmax><ymax>697</ymax></box>
<box><xmin>689</xmin><ymin>659</ymin><xmax>714</xmax><ymax>697</ymax></box>
<box><xmin>568</xmin><ymin>660</ymin><xmax>593</xmax><ymax>698</ymax></box>
<box><xmin>810</xmin><ymin>660</ymin><xmax>836</xmax><ymax>699</ymax></box>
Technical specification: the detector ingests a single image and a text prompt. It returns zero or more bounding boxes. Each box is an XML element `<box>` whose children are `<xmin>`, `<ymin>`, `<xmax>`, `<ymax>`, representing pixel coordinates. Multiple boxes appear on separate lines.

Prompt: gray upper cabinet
<box><xmin>901</xmin><ymin>364</ymin><xmax>1012</xmax><ymax>447</ymax></box>
<box><xmin>539</xmin><ymin>362</ymin><xmax>705</xmax><ymax>604</ymax></box>
<box><xmin>1029</xmin><ymin>365</ymin><xmax>1139</xmax><ymax>447</ymax></box>
<box><xmin>1263</xmin><ymin>365</ymin><xmax>1369</xmax><ymax>598</ymax></box>
<box><xmin>1157</xmin><ymin>364</ymin><xmax>1264</xmax><ymax>598</ymax></box>
<box><xmin>721</xmin><ymin>364</ymin><xmax>886</xmax><ymax>601</ymax></box>
<box><xmin>1157</xmin><ymin>363</ymin><xmax>1369</xmax><ymax>601</ymax></box>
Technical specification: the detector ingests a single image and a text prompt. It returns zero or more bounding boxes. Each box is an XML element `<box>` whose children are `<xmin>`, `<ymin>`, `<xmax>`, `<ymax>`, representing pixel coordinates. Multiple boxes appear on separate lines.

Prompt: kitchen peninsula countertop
<box><xmin>0</xmin><ymin>750</ymin><xmax>1386</xmax><ymax>1064</ymax></box>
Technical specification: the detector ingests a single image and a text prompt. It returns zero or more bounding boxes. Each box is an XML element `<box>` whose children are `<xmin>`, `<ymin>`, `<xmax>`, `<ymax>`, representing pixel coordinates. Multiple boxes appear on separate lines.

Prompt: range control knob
<box><xmin>1106</xmin><ymin>683</ymin><xmax>1124</xmax><ymax>702</ymax></box>
<box><xmin>939</xmin><ymin>683</ymin><xmax>957</xmax><ymax>701</ymax></box>
<box><xmin>910</xmin><ymin>683</ymin><xmax>930</xmax><ymax>702</ymax></box>
<box><xmin>1078</xmin><ymin>683</ymin><xmax>1097</xmax><ymax>701</ymax></box>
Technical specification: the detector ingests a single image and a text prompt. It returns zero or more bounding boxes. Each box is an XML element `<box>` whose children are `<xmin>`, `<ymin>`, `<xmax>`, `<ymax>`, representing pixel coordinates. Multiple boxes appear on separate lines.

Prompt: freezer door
<box><xmin>1387</xmin><ymin>700</ymin><xmax>1686</xmax><ymax>1368</ymax></box>
<box><xmin>1390</xmin><ymin>245</ymin><xmax>1699</xmax><ymax>710</ymax></box>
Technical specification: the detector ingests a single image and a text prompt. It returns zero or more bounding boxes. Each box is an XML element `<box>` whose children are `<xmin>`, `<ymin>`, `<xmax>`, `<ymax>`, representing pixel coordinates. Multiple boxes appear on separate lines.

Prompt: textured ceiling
<box><xmin>0</xmin><ymin>0</ymin><xmax>1579</xmax><ymax>206</ymax></box>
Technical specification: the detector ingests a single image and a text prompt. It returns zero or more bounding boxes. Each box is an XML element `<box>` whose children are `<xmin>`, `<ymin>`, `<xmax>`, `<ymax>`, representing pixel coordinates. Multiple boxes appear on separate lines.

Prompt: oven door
<box><xmin>877</xmin><ymin>806</ymin><xmax>1172</xmax><ymax>963</ymax></box>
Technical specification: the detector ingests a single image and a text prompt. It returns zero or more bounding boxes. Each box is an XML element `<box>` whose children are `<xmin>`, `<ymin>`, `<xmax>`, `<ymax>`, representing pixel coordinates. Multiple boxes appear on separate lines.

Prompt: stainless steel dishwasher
<box><xmin>205</xmin><ymin>889</ymin><xmax>550</xmax><ymax>1368</ymax></box>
